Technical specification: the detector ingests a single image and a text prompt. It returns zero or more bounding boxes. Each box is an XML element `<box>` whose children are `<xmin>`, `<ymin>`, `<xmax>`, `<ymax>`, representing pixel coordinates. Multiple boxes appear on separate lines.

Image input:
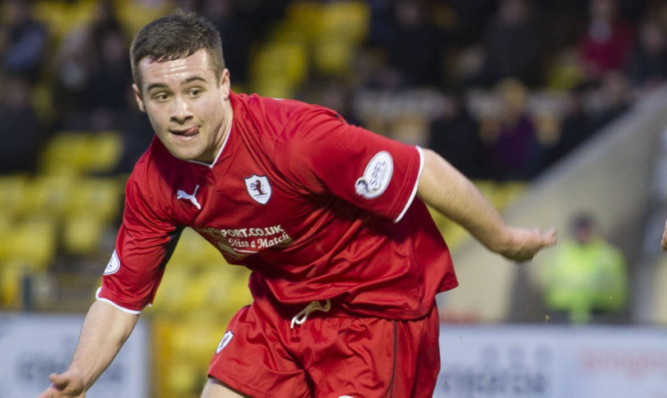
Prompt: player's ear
<box><xmin>219</xmin><ymin>68</ymin><xmax>230</xmax><ymax>99</ymax></box>
<box><xmin>133</xmin><ymin>83</ymin><xmax>146</xmax><ymax>112</ymax></box>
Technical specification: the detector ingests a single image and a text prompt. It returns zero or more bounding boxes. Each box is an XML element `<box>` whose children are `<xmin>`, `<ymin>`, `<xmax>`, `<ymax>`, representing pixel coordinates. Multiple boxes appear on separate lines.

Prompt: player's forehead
<box><xmin>138</xmin><ymin>49</ymin><xmax>216</xmax><ymax>91</ymax></box>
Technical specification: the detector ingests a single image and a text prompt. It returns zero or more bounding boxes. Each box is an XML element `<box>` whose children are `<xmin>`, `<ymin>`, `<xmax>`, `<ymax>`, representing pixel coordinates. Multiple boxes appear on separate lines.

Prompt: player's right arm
<box><xmin>417</xmin><ymin>148</ymin><xmax>556</xmax><ymax>262</ymax></box>
<box><xmin>37</xmin><ymin>300</ymin><xmax>139</xmax><ymax>397</ymax></box>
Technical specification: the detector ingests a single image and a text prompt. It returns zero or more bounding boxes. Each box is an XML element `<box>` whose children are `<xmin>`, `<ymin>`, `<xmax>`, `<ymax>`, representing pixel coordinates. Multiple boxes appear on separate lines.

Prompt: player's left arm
<box><xmin>416</xmin><ymin>148</ymin><xmax>556</xmax><ymax>262</ymax></box>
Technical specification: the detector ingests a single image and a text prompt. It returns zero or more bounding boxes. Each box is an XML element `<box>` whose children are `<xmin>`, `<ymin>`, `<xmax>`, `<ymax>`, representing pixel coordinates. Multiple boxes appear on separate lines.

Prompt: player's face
<box><xmin>133</xmin><ymin>49</ymin><xmax>232</xmax><ymax>164</ymax></box>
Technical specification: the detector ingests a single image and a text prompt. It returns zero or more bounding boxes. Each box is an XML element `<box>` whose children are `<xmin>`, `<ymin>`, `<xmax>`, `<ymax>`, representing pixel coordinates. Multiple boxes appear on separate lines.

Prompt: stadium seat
<box><xmin>20</xmin><ymin>173</ymin><xmax>75</xmax><ymax>219</ymax></box>
<box><xmin>150</xmin><ymin>267</ymin><xmax>192</xmax><ymax>315</ymax></box>
<box><xmin>33</xmin><ymin>0</ymin><xmax>98</xmax><ymax>44</ymax></box>
<box><xmin>0</xmin><ymin>260</ymin><xmax>25</xmax><ymax>309</ymax></box>
<box><xmin>62</xmin><ymin>212</ymin><xmax>106</xmax><ymax>256</ymax></box>
<box><xmin>251</xmin><ymin>42</ymin><xmax>308</xmax><ymax>96</ymax></box>
<box><xmin>0</xmin><ymin>174</ymin><xmax>29</xmax><ymax>216</ymax></box>
<box><xmin>283</xmin><ymin>1</ymin><xmax>322</xmax><ymax>40</ymax></box>
<box><xmin>114</xmin><ymin>0</ymin><xmax>173</xmax><ymax>38</ymax></box>
<box><xmin>168</xmin><ymin>228</ymin><xmax>213</xmax><ymax>270</ymax></box>
<box><xmin>152</xmin><ymin>317</ymin><xmax>229</xmax><ymax>397</ymax></box>
<box><xmin>312</xmin><ymin>39</ymin><xmax>355</xmax><ymax>76</ymax></box>
<box><xmin>40</xmin><ymin>131</ymin><xmax>122</xmax><ymax>175</ymax></box>
<box><xmin>318</xmin><ymin>1</ymin><xmax>370</xmax><ymax>45</ymax></box>
<box><xmin>1</xmin><ymin>218</ymin><xmax>57</xmax><ymax>272</ymax></box>
<box><xmin>65</xmin><ymin>177</ymin><xmax>124</xmax><ymax>223</ymax></box>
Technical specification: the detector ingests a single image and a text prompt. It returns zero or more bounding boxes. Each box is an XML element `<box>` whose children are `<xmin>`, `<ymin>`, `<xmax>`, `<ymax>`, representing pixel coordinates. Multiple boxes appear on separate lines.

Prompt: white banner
<box><xmin>435</xmin><ymin>325</ymin><xmax>667</xmax><ymax>398</ymax></box>
<box><xmin>0</xmin><ymin>313</ymin><xmax>149</xmax><ymax>398</ymax></box>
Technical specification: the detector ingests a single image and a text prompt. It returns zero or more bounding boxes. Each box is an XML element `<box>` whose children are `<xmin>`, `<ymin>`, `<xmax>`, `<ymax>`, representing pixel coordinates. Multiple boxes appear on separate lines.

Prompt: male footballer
<box><xmin>39</xmin><ymin>12</ymin><xmax>556</xmax><ymax>398</ymax></box>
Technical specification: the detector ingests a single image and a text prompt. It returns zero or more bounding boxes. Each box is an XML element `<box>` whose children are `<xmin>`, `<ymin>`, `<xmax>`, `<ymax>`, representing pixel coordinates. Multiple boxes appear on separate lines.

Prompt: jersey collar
<box><xmin>187</xmin><ymin>117</ymin><xmax>233</xmax><ymax>169</ymax></box>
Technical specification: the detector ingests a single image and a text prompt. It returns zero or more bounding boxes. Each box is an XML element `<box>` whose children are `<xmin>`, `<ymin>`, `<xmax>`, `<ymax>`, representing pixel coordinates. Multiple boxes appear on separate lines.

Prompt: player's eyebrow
<box><xmin>183</xmin><ymin>76</ymin><xmax>207</xmax><ymax>85</ymax></box>
<box><xmin>146</xmin><ymin>82</ymin><xmax>168</xmax><ymax>92</ymax></box>
<box><xmin>146</xmin><ymin>76</ymin><xmax>208</xmax><ymax>93</ymax></box>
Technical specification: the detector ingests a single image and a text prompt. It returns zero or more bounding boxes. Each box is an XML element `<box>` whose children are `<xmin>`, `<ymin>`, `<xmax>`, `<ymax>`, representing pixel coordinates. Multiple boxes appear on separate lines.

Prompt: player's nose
<box><xmin>170</xmin><ymin>96</ymin><xmax>193</xmax><ymax>123</ymax></box>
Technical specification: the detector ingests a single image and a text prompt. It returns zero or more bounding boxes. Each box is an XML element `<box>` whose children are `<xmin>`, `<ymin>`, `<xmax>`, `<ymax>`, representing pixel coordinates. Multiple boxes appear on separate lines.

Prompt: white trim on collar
<box><xmin>188</xmin><ymin>117</ymin><xmax>233</xmax><ymax>169</ymax></box>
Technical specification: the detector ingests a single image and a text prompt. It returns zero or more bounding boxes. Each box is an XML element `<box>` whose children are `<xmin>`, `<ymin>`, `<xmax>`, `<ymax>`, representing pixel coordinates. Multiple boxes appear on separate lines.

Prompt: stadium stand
<box><xmin>2</xmin><ymin>0</ymin><xmax>667</xmax><ymax>396</ymax></box>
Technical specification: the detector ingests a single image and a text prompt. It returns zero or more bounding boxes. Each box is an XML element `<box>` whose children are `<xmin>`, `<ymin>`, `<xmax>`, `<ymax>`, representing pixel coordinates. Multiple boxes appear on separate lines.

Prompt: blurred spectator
<box><xmin>590</xmin><ymin>70</ymin><xmax>634</xmax><ymax>129</ymax></box>
<box><xmin>51</xmin><ymin>27</ymin><xmax>96</xmax><ymax>130</ymax></box>
<box><xmin>428</xmin><ymin>92</ymin><xmax>487</xmax><ymax>179</ymax></box>
<box><xmin>204</xmin><ymin>0</ymin><xmax>251</xmax><ymax>84</ymax></box>
<box><xmin>543</xmin><ymin>84</ymin><xmax>597</xmax><ymax>166</ymax></box>
<box><xmin>118</xmin><ymin>97</ymin><xmax>155</xmax><ymax>174</ymax></box>
<box><xmin>234</xmin><ymin>0</ymin><xmax>290</xmax><ymax>44</ymax></box>
<box><xmin>478</xmin><ymin>0</ymin><xmax>543</xmax><ymax>86</ymax></box>
<box><xmin>626</xmin><ymin>18</ymin><xmax>667</xmax><ymax>90</ymax></box>
<box><xmin>89</xmin><ymin>0</ymin><xmax>123</xmax><ymax>50</ymax></box>
<box><xmin>86</xmin><ymin>29</ymin><xmax>133</xmax><ymax>131</ymax></box>
<box><xmin>445</xmin><ymin>0</ymin><xmax>497</xmax><ymax>47</ymax></box>
<box><xmin>385</xmin><ymin>0</ymin><xmax>443</xmax><ymax>87</ymax></box>
<box><xmin>579</xmin><ymin>0</ymin><xmax>634</xmax><ymax>81</ymax></box>
<box><xmin>539</xmin><ymin>0</ymin><xmax>588</xmax><ymax>50</ymax></box>
<box><xmin>542</xmin><ymin>213</ymin><xmax>628</xmax><ymax>324</ymax></box>
<box><xmin>0</xmin><ymin>0</ymin><xmax>49</xmax><ymax>83</ymax></box>
<box><xmin>367</xmin><ymin>0</ymin><xmax>394</xmax><ymax>49</ymax></box>
<box><xmin>481</xmin><ymin>79</ymin><xmax>542</xmax><ymax>180</ymax></box>
<box><xmin>0</xmin><ymin>73</ymin><xmax>42</xmax><ymax>174</ymax></box>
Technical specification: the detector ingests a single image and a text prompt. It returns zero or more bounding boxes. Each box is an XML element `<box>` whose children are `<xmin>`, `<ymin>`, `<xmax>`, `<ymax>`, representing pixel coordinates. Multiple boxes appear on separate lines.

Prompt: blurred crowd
<box><xmin>1</xmin><ymin>0</ymin><xmax>667</xmax><ymax>180</ymax></box>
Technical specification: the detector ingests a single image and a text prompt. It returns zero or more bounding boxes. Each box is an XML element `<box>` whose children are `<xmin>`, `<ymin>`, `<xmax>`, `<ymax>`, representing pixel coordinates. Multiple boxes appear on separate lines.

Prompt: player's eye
<box><xmin>188</xmin><ymin>88</ymin><xmax>202</xmax><ymax>97</ymax></box>
<box><xmin>153</xmin><ymin>92</ymin><xmax>169</xmax><ymax>102</ymax></box>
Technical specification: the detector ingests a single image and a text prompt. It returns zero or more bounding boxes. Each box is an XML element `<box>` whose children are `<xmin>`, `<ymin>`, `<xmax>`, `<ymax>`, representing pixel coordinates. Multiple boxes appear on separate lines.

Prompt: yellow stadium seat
<box><xmin>40</xmin><ymin>131</ymin><xmax>122</xmax><ymax>175</ymax></box>
<box><xmin>89</xmin><ymin>131</ymin><xmax>123</xmax><ymax>173</ymax></box>
<box><xmin>318</xmin><ymin>1</ymin><xmax>370</xmax><ymax>45</ymax></box>
<box><xmin>252</xmin><ymin>77</ymin><xmax>297</xmax><ymax>100</ymax></box>
<box><xmin>152</xmin><ymin>316</ymin><xmax>229</xmax><ymax>397</ymax></box>
<box><xmin>0</xmin><ymin>260</ymin><xmax>26</xmax><ymax>309</ymax></box>
<box><xmin>114</xmin><ymin>0</ymin><xmax>174</xmax><ymax>38</ymax></box>
<box><xmin>33</xmin><ymin>0</ymin><xmax>100</xmax><ymax>44</ymax></box>
<box><xmin>62</xmin><ymin>212</ymin><xmax>106</xmax><ymax>256</ymax></box>
<box><xmin>251</xmin><ymin>42</ymin><xmax>308</xmax><ymax>90</ymax></box>
<box><xmin>427</xmin><ymin>206</ymin><xmax>469</xmax><ymax>251</ymax></box>
<box><xmin>2</xmin><ymin>218</ymin><xmax>57</xmax><ymax>272</ymax></box>
<box><xmin>494</xmin><ymin>181</ymin><xmax>527</xmax><ymax>209</ymax></box>
<box><xmin>0</xmin><ymin>174</ymin><xmax>29</xmax><ymax>216</ymax></box>
<box><xmin>283</xmin><ymin>1</ymin><xmax>323</xmax><ymax>39</ymax></box>
<box><xmin>65</xmin><ymin>177</ymin><xmax>124</xmax><ymax>223</ymax></box>
<box><xmin>313</xmin><ymin>39</ymin><xmax>355</xmax><ymax>76</ymax></box>
<box><xmin>150</xmin><ymin>267</ymin><xmax>192</xmax><ymax>315</ymax></box>
<box><xmin>20</xmin><ymin>173</ymin><xmax>75</xmax><ymax>219</ymax></box>
<box><xmin>169</xmin><ymin>228</ymin><xmax>213</xmax><ymax>270</ymax></box>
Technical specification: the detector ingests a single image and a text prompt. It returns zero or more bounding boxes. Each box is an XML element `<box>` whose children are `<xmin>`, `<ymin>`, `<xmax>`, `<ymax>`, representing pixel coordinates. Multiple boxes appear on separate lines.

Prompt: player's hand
<box><xmin>499</xmin><ymin>227</ymin><xmax>557</xmax><ymax>262</ymax></box>
<box><xmin>661</xmin><ymin>219</ymin><xmax>667</xmax><ymax>251</ymax></box>
<box><xmin>36</xmin><ymin>371</ymin><xmax>85</xmax><ymax>398</ymax></box>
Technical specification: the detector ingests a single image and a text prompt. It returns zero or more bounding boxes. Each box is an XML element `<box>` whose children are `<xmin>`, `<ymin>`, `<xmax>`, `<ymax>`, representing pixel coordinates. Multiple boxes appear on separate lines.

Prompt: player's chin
<box><xmin>167</xmin><ymin>144</ymin><xmax>206</xmax><ymax>162</ymax></box>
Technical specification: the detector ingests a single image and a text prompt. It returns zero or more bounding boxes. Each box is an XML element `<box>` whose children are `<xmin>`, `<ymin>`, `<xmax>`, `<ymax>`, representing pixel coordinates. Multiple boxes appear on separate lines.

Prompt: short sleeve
<box><xmin>281</xmin><ymin>107</ymin><xmax>423</xmax><ymax>222</ymax></box>
<box><xmin>97</xmin><ymin>174</ymin><xmax>181</xmax><ymax>312</ymax></box>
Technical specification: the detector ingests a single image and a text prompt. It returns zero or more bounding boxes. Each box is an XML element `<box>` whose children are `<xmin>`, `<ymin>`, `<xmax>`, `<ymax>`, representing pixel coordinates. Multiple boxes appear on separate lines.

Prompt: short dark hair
<box><xmin>130</xmin><ymin>12</ymin><xmax>225</xmax><ymax>90</ymax></box>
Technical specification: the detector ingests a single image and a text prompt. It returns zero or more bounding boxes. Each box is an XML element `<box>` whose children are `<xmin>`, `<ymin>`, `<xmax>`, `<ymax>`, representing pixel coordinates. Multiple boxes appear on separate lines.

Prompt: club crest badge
<box><xmin>244</xmin><ymin>174</ymin><xmax>272</xmax><ymax>205</ymax></box>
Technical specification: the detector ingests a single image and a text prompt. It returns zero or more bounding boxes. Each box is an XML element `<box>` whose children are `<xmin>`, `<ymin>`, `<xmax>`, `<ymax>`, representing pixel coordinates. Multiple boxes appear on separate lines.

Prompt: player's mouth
<box><xmin>170</xmin><ymin>127</ymin><xmax>200</xmax><ymax>137</ymax></box>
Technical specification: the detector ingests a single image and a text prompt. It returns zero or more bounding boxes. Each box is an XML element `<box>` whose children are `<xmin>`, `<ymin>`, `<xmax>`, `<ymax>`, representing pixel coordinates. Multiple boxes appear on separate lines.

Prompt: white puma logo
<box><xmin>177</xmin><ymin>185</ymin><xmax>202</xmax><ymax>210</ymax></box>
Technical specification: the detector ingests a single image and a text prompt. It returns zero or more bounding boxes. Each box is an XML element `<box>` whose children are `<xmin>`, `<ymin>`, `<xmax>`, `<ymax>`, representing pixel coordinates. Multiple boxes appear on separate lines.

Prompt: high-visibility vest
<box><xmin>543</xmin><ymin>237</ymin><xmax>627</xmax><ymax>323</ymax></box>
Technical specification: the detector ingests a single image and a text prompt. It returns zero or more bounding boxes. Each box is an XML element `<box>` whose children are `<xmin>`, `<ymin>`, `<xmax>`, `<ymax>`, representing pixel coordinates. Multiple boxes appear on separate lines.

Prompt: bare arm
<box><xmin>662</xmin><ymin>219</ymin><xmax>667</xmax><ymax>250</ymax></box>
<box><xmin>38</xmin><ymin>300</ymin><xmax>139</xmax><ymax>397</ymax></box>
<box><xmin>417</xmin><ymin>148</ymin><xmax>556</xmax><ymax>261</ymax></box>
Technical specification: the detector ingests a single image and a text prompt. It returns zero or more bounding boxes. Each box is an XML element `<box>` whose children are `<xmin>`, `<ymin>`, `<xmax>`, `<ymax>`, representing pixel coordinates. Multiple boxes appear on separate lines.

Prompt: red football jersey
<box><xmin>98</xmin><ymin>92</ymin><xmax>458</xmax><ymax>319</ymax></box>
